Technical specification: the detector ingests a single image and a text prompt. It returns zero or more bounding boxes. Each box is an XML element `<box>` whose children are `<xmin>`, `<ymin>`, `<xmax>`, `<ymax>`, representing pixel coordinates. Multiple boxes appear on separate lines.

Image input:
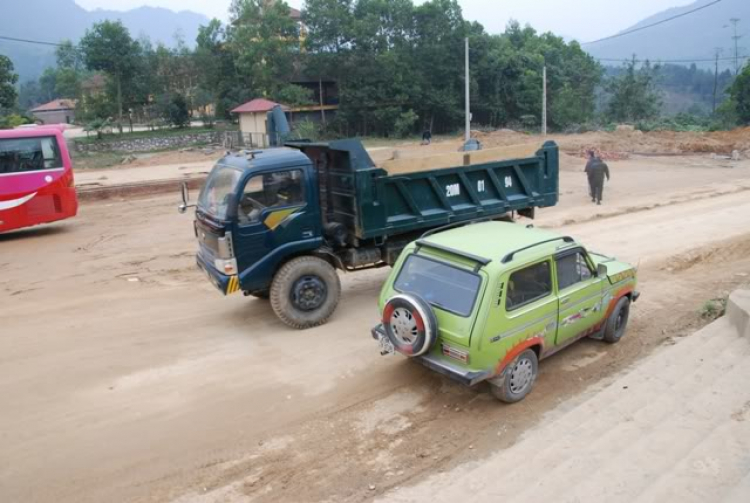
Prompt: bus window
<box><xmin>0</xmin><ymin>136</ymin><xmax>63</xmax><ymax>174</ymax></box>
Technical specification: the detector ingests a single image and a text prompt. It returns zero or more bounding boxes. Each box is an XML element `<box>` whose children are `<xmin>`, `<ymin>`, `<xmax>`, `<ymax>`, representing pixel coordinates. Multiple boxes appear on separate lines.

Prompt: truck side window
<box><xmin>506</xmin><ymin>261</ymin><xmax>552</xmax><ymax>311</ymax></box>
<box><xmin>239</xmin><ymin>170</ymin><xmax>305</xmax><ymax>223</ymax></box>
<box><xmin>556</xmin><ymin>252</ymin><xmax>593</xmax><ymax>291</ymax></box>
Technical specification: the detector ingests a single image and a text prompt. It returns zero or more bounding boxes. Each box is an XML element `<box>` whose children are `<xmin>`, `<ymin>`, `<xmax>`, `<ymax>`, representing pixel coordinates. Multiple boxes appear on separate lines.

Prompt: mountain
<box><xmin>586</xmin><ymin>0</ymin><xmax>750</xmax><ymax>70</ymax></box>
<box><xmin>0</xmin><ymin>0</ymin><xmax>209</xmax><ymax>82</ymax></box>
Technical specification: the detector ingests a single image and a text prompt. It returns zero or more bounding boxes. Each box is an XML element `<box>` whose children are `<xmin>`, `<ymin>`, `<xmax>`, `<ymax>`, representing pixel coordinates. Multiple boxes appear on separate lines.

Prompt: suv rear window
<box><xmin>394</xmin><ymin>254</ymin><xmax>481</xmax><ymax>317</ymax></box>
<box><xmin>506</xmin><ymin>261</ymin><xmax>552</xmax><ymax>311</ymax></box>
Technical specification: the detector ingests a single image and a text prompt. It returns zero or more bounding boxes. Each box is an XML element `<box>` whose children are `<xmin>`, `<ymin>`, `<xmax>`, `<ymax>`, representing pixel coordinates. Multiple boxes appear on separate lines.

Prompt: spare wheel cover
<box><xmin>382</xmin><ymin>293</ymin><xmax>437</xmax><ymax>357</ymax></box>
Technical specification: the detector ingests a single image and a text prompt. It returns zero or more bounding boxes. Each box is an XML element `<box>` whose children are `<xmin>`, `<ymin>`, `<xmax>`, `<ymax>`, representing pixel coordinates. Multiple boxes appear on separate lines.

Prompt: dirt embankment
<box><xmin>472</xmin><ymin>127</ymin><xmax>750</xmax><ymax>159</ymax></box>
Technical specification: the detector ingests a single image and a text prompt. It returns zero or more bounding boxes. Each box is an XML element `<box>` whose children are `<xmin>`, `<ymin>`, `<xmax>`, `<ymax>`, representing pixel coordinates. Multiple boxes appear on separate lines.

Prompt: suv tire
<box><xmin>382</xmin><ymin>294</ymin><xmax>438</xmax><ymax>357</ymax></box>
<box><xmin>490</xmin><ymin>349</ymin><xmax>539</xmax><ymax>403</ymax></box>
<box><xmin>603</xmin><ymin>296</ymin><xmax>631</xmax><ymax>344</ymax></box>
<box><xmin>270</xmin><ymin>256</ymin><xmax>341</xmax><ymax>329</ymax></box>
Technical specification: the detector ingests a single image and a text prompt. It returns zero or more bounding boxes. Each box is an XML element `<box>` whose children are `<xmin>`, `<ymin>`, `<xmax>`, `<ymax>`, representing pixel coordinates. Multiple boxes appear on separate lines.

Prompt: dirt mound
<box><xmin>472</xmin><ymin>127</ymin><xmax>750</xmax><ymax>157</ymax></box>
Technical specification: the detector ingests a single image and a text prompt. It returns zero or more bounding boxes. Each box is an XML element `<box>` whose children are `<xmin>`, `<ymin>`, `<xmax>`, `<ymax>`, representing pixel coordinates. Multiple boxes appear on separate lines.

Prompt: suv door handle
<box><xmin>561</xmin><ymin>297</ymin><xmax>571</xmax><ymax>305</ymax></box>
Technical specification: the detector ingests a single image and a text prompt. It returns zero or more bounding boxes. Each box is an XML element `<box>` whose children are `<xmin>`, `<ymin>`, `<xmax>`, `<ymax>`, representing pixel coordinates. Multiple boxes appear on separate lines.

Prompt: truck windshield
<box><xmin>198</xmin><ymin>165</ymin><xmax>242</xmax><ymax>220</ymax></box>
<box><xmin>394</xmin><ymin>254</ymin><xmax>481</xmax><ymax>317</ymax></box>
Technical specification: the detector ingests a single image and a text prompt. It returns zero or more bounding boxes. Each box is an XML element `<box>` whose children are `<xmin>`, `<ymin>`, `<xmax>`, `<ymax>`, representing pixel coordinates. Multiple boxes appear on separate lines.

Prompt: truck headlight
<box><xmin>214</xmin><ymin>258</ymin><xmax>238</xmax><ymax>276</ymax></box>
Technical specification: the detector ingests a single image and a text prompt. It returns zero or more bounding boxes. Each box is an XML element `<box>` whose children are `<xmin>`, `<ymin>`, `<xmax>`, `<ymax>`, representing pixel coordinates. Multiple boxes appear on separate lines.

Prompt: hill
<box><xmin>586</xmin><ymin>0</ymin><xmax>750</xmax><ymax>71</ymax></box>
<box><xmin>0</xmin><ymin>0</ymin><xmax>208</xmax><ymax>82</ymax></box>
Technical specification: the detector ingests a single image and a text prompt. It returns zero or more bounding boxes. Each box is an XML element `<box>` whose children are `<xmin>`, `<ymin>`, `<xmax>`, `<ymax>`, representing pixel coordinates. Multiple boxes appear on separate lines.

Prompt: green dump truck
<box><xmin>181</xmin><ymin>139</ymin><xmax>560</xmax><ymax>329</ymax></box>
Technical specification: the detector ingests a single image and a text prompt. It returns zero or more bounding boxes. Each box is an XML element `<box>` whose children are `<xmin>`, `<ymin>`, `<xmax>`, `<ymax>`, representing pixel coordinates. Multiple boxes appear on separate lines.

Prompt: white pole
<box><xmin>465</xmin><ymin>37</ymin><xmax>470</xmax><ymax>143</ymax></box>
<box><xmin>542</xmin><ymin>65</ymin><xmax>547</xmax><ymax>136</ymax></box>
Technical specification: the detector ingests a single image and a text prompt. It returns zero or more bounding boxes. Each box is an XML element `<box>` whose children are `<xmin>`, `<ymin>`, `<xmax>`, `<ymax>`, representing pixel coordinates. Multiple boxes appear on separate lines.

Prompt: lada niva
<box><xmin>372</xmin><ymin>221</ymin><xmax>639</xmax><ymax>403</ymax></box>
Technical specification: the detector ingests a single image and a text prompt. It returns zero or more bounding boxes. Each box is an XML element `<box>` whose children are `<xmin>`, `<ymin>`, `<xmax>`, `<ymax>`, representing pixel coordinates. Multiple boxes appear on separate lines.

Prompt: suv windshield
<box><xmin>394</xmin><ymin>254</ymin><xmax>481</xmax><ymax>317</ymax></box>
<box><xmin>198</xmin><ymin>165</ymin><xmax>242</xmax><ymax>220</ymax></box>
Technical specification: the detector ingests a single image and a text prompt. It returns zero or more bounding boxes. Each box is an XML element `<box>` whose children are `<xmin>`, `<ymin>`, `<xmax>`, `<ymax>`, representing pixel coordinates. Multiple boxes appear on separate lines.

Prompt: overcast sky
<box><xmin>74</xmin><ymin>0</ymin><xmax>696</xmax><ymax>42</ymax></box>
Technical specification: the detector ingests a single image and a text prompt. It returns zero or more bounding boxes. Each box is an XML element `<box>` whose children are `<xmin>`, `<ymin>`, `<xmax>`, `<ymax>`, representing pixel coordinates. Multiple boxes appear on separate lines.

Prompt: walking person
<box><xmin>421</xmin><ymin>129</ymin><xmax>432</xmax><ymax>145</ymax></box>
<box><xmin>584</xmin><ymin>150</ymin><xmax>610</xmax><ymax>205</ymax></box>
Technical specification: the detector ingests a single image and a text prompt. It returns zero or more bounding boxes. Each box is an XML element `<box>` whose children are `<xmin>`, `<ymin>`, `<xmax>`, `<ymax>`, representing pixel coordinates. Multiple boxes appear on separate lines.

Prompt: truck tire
<box><xmin>270</xmin><ymin>256</ymin><xmax>341</xmax><ymax>329</ymax></box>
<box><xmin>382</xmin><ymin>294</ymin><xmax>438</xmax><ymax>357</ymax></box>
<box><xmin>489</xmin><ymin>349</ymin><xmax>539</xmax><ymax>404</ymax></box>
<box><xmin>603</xmin><ymin>296</ymin><xmax>631</xmax><ymax>344</ymax></box>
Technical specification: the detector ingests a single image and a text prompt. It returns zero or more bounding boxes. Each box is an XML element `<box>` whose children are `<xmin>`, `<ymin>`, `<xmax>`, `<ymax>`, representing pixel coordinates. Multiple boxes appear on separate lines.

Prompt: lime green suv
<box><xmin>371</xmin><ymin>221</ymin><xmax>639</xmax><ymax>403</ymax></box>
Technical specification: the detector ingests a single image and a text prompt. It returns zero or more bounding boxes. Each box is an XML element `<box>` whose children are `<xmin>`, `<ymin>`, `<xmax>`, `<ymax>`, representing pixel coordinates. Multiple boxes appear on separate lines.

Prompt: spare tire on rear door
<box><xmin>382</xmin><ymin>294</ymin><xmax>438</xmax><ymax>357</ymax></box>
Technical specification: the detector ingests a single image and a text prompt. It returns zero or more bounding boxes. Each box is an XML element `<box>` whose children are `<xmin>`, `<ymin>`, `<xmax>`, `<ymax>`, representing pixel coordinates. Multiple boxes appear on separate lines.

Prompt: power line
<box><xmin>0</xmin><ymin>34</ymin><xmax>74</xmax><ymax>48</ymax></box>
<box><xmin>583</xmin><ymin>0</ymin><xmax>724</xmax><ymax>45</ymax></box>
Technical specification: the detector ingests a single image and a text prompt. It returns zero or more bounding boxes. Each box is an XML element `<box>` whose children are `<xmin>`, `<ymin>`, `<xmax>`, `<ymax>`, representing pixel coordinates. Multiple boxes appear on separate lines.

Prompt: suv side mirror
<box><xmin>178</xmin><ymin>182</ymin><xmax>196</xmax><ymax>214</ymax></box>
<box><xmin>597</xmin><ymin>263</ymin><xmax>608</xmax><ymax>277</ymax></box>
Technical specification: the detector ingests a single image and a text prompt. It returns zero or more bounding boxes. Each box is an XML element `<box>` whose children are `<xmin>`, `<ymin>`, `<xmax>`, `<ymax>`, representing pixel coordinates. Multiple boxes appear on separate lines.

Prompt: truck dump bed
<box><xmin>288</xmin><ymin>139</ymin><xmax>559</xmax><ymax>242</ymax></box>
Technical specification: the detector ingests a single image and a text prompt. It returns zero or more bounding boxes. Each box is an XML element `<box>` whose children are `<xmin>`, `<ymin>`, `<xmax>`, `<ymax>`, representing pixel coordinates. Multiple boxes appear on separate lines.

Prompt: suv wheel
<box><xmin>382</xmin><ymin>294</ymin><xmax>438</xmax><ymax>357</ymax></box>
<box><xmin>603</xmin><ymin>296</ymin><xmax>631</xmax><ymax>343</ymax></box>
<box><xmin>490</xmin><ymin>349</ymin><xmax>539</xmax><ymax>403</ymax></box>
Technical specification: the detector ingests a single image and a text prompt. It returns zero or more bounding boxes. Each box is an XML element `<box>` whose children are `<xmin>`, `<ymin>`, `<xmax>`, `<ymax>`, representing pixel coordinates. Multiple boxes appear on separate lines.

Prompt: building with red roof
<box><xmin>232</xmin><ymin>99</ymin><xmax>291</xmax><ymax>137</ymax></box>
<box><xmin>30</xmin><ymin>99</ymin><xmax>77</xmax><ymax>125</ymax></box>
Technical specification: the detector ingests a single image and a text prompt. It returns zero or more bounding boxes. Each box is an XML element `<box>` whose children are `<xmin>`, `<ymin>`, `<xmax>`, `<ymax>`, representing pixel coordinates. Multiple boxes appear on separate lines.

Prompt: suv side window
<box><xmin>238</xmin><ymin>169</ymin><xmax>305</xmax><ymax>223</ymax></box>
<box><xmin>506</xmin><ymin>261</ymin><xmax>552</xmax><ymax>311</ymax></box>
<box><xmin>556</xmin><ymin>252</ymin><xmax>593</xmax><ymax>291</ymax></box>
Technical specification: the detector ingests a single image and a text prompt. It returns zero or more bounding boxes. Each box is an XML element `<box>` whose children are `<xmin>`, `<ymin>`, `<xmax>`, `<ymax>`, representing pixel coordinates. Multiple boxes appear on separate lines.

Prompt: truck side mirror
<box><xmin>178</xmin><ymin>182</ymin><xmax>195</xmax><ymax>214</ymax></box>
<box><xmin>597</xmin><ymin>263</ymin><xmax>608</xmax><ymax>277</ymax></box>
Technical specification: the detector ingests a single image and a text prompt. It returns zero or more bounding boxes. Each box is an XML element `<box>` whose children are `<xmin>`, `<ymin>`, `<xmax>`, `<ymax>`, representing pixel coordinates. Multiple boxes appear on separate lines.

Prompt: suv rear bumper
<box><xmin>371</xmin><ymin>324</ymin><xmax>491</xmax><ymax>387</ymax></box>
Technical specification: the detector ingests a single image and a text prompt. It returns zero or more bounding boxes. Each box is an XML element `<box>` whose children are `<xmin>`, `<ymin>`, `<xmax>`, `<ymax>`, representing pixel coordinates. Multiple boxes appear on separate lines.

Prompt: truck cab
<box><xmin>193</xmin><ymin>149</ymin><xmax>322</xmax><ymax>298</ymax></box>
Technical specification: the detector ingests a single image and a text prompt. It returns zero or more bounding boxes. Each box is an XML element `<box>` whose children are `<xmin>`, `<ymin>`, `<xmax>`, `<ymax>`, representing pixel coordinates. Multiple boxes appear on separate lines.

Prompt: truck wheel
<box><xmin>603</xmin><ymin>297</ymin><xmax>631</xmax><ymax>344</ymax></box>
<box><xmin>489</xmin><ymin>349</ymin><xmax>538</xmax><ymax>403</ymax></box>
<box><xmin>382</xmin><ymin>294</ymin><xmax>438</xmax><ymax>357</ymax></box>
<box><xmin>270</xmin><ymin>256</ymin><xmax>341</xmax><ymax>329</ymax></box>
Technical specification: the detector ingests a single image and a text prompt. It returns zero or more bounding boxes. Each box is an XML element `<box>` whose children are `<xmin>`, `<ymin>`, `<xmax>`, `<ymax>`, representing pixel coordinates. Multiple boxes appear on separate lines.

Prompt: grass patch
<box><xmin>699</xmin><ymin>297</ymin><xmax>728</xmax><ymax>320</ymax></box>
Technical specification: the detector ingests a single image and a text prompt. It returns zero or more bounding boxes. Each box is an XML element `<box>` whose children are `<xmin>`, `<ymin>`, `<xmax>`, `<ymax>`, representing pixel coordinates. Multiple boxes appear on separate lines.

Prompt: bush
<box><xmin>394</xmin><ymin>109</ymin><xmax>418</xmax><ymax>138</ymax></box>
<box><xmin>0</xmin><ymin>113</ymin><xmax>32</xmax><ymax>129</ymax></box>
<box><xmin>291</xmin><ymin>119</ymin><xmax>320</xmax><ymax>141</ymax></box>
<box><xmin>165</xmin><ymin>94</ymin><xmax>190</xmax><ymax>129</ymax></box>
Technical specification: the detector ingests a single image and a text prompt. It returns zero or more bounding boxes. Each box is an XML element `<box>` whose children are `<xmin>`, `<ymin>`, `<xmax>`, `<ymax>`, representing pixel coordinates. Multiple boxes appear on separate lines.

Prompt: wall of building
<box><xmin>33</xmin><ymin>110</ymin><xmax>75</xmax><ymax>125</ymax></box>
<box><xmin>239</xmin><ymin>113</ymin><xmax>267</xmax><ymax>135</ymax></box>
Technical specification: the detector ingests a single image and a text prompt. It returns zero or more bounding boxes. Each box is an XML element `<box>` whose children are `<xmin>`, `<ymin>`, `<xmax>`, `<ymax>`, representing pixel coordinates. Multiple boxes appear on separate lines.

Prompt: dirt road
<box><xmin>1</xmin><ymin>155</ymin><xmax>749</xmax><ymax>502</ymax></box>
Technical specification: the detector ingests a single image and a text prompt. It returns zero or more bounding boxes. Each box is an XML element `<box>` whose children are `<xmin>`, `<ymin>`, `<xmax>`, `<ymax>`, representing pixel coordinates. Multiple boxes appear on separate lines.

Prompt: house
<box><xmin>31</xmin><ymin>99</ymin><xmax>77</xmax><ymax>125</ymax></box>
<box><xmin>232</xmin><ymin>98</ymin><xmax>290</xmax><ymax>136</ymax></box>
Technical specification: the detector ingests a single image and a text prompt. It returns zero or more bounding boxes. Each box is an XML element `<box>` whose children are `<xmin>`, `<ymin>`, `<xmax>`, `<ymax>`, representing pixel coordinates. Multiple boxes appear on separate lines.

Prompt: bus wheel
<box><xmin>270</xmin><ymin>256</ymin><xmax>341</xmax><ymax>329</ymax></box>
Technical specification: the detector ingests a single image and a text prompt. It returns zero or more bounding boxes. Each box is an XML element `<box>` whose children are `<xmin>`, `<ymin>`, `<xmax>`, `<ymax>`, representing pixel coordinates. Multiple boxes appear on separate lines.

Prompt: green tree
<box><xmin>730</xmin><ymin>64</ymin><xmax>750</xmax><ymax>124</ymax></box>
<box><xmin>229</xmin><ymin>0</ymin><xmax>298</xmax><ymax>97</ymax></box>
<box><xmin>276</xmin><ymin>84</ymin><xmax>315</xmax><ymax>107</ymax></box>
<box><xmin>0</xmin><ymin>55</ymin><xmax>19</xmax><ymax>113</ymax></box>
<box><xmin>80</xmin><ymin>21</ymin><xmax>141</xmax><ymax>129</ymax></box>
<box><xmin>18</xmin><ymin>80</ymin><xmax>43</xmax><ymax>111</ymax></box>
<box><xmin>165</xmin><ymin>93</ymin><xmax>190</xmax><ymax>128</ymax></box>
<box><xmin>606</xmin><ymin>59</ymin><xmax>662</xmax><ymax>123</ymax></box>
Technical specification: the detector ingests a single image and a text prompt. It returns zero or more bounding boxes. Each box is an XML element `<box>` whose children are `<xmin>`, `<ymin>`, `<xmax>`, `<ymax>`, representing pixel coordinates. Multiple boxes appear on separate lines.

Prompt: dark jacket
<box><xmin>585</xmin><ymin>157</ymin><xmax>610</xmax><ymax>184</ymax></box>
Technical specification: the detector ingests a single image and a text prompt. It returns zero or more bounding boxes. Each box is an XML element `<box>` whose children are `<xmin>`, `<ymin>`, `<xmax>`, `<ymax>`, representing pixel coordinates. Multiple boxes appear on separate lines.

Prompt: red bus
<box><xmin>0</xmin><ymin>125</ymin><xmax>78</xmax><ymax>233</ymax></box>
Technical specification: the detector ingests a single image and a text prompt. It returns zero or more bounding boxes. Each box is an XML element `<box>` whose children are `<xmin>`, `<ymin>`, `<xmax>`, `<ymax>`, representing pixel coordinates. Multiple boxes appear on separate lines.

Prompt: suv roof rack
<box><xmin>415</xmin><ymin>240</ymin><xmax>492</xmax><ymax>272</ymax></box>
<box><xmin>501</xmin><ymin>236</ymin><xmax>575</xmax><ymax>264</ymax></box>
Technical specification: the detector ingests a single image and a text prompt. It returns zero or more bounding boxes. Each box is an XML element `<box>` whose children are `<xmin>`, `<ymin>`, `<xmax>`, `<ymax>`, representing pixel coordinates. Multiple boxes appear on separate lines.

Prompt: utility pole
<box><xmin>542</xmin><ymin>65</ymin><xmax>547</xmax><ymax>136</ymax></box>
<box><xmin>319</xmin><ymin>77</ymin><xmax>326</xmax><ymax>127</ymax></box>
<box><xmin>713</xmin><ymin>48</ymin><xmax>722</xmax><ymax>114</ymax></box>
<box><xmin>730</xmin><ymin>18</ymin><xmax>742</xmax><ymax>76</ymax></box>
<box><xmin>465</xmin><ymin>37</ymin><xmax>470</xmax><ymax>144</ymax></box>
